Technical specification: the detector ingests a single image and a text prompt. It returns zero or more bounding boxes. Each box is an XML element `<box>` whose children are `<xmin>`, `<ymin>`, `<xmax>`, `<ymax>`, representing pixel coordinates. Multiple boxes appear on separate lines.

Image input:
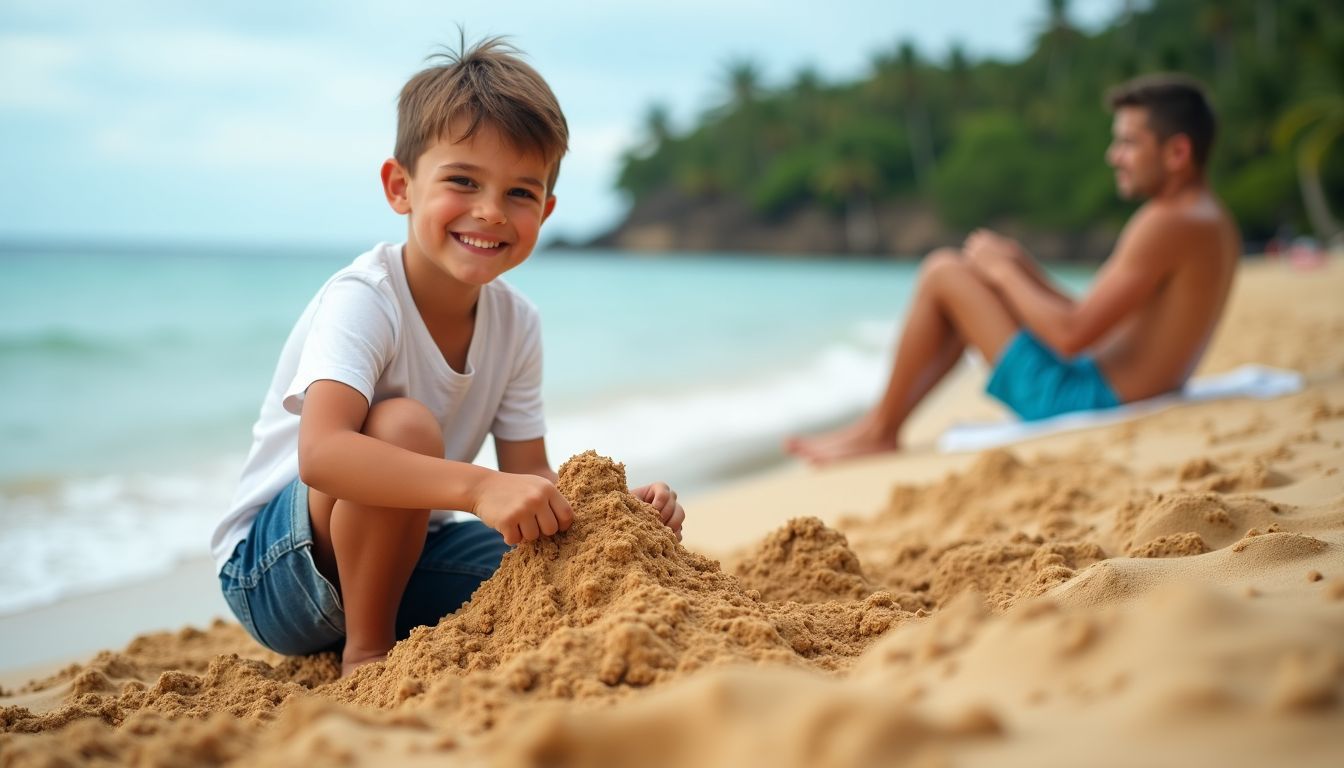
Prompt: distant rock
<box><xmin>580</xmin><ymin>189</ymin><xmax>1117</xmax><ymax>262</ymax></box>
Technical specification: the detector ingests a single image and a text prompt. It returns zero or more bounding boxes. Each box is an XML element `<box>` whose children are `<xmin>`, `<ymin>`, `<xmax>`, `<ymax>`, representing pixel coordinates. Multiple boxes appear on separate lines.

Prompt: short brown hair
<box><xmin>1107</xmin><ymin>73</ymin><xmax>1217</xmax><ymax>171</ymax></box>
<box><xmin>394</xmin><ymin>35</ymin><xmax>569</xmax><ymax>192</ymax></box>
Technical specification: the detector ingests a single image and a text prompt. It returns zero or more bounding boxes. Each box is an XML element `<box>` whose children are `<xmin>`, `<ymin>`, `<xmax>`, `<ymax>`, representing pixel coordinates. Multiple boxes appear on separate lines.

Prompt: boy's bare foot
<box><xmin>341</xmin><ymin>648</ymin><xmax>389</xmax><ymax>678</ymax></box>
<box><xmin>784</xmin><ymin>419</ymin><xmax>900</xmax><ymax>465</ymax></box>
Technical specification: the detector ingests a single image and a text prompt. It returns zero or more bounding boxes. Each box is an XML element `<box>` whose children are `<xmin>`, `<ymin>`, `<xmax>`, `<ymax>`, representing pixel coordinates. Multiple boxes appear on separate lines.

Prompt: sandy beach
<box><xmin>2</xmin><ymin>257</ymin><xmax>1342</xmax><ymax>767</ymax></box>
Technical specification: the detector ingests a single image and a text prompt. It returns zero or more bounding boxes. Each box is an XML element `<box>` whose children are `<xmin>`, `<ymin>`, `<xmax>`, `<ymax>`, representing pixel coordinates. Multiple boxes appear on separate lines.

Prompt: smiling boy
<box><xmin>211</xmin><ymin>37</ymin><xmax>685</xmax><ymax>676</ymax></box>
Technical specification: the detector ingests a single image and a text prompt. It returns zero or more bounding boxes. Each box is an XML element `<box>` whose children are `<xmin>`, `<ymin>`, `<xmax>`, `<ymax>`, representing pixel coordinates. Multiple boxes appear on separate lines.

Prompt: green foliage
<box><xmin>933</xmin><ymin>114</ymin><xmax>1037</xmax><ymax>229</ymax></box>
<box><xmin>613</xmin><ymin>0</ymin><xmax>1344</xmax><ymax>245</ymax></box>
<box><xmin>1219</xmin><ymin>153</ymin><xmax>1299</xmax><ymax>235</ymax></box>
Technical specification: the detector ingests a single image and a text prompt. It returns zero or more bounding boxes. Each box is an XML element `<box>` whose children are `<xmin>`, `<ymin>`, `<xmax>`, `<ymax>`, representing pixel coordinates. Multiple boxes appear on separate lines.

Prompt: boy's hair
<box><xmin>1107</xmin><ymin>73</ymin><xmax>1217</xmax><ymax>171</ymax></box>
<box><xmin>395</xmin><ymin>35</ymin><xmax>569</xmax><ymax>193</ymax></box>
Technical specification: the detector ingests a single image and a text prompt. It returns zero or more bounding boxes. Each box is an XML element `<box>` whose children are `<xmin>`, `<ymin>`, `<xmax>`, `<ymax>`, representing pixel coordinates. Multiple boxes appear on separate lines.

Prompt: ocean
<box><xmin>0</xmin><ymin>241</ymin><xmax>1091</xmax><ymax>615</ymax></box>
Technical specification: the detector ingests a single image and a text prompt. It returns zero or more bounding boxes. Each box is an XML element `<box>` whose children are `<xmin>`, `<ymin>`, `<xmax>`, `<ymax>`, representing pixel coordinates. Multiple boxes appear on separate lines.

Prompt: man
<box><xmin>787</xmin><ymin>74</ymin><xmax>1240</xmax><ymax>463</ymax></box>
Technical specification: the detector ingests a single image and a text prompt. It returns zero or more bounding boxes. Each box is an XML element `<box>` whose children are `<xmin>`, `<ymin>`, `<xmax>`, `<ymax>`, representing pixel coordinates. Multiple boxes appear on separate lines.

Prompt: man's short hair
<box><xmin>395</xmin><ymin>35</ymin><xmax>569</xmax><ymax>192</ymax></box>
<box><xmin>1107</xmin><ymin>74</ymin><xmax>1217</xmax><ymax>171</ymax></box>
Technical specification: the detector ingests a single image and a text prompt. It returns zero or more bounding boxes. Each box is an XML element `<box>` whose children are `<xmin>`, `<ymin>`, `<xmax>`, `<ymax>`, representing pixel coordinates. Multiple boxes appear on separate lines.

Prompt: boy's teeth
<box><xmin>460</xmin><ymin>235</ymin><xmax>501</xmax><ymax>249</ymax></box>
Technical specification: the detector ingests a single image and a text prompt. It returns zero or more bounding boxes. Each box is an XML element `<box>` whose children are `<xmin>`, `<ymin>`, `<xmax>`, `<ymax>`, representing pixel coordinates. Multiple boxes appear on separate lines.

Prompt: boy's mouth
<box><xmin>454</xmin><ymin>233</ymin><xmax>505</xmax><ymax>250</ymax></box>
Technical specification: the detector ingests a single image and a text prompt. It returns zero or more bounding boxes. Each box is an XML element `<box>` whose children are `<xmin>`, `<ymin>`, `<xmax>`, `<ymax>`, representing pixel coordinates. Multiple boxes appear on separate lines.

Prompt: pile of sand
<box><xmin>327</xmin><ymin>451</ymin><xmax>909</xmax><ymax>721</ymax></box>
<box><xmin>0</xmin><ymin>452</ymin><xmax>914</xmax><ymax>763</ymax></box>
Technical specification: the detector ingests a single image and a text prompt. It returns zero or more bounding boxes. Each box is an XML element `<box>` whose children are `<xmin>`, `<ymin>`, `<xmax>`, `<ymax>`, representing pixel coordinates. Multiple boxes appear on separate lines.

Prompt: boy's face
<box><xmin>385</xmin><ymin>122</ymin><xmax>556</xmax><ymax>289</ymax></box>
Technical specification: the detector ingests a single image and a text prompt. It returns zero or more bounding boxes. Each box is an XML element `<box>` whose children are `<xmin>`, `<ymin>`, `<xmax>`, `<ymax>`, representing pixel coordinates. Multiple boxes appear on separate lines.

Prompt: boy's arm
<box><xmin>495</xmin><ymin>437</ymin><xmax>559</xmax><ymax>484</ymax></box>
<box><xmin>971</xmin><ymin>210</ymin><xmax>1180</xmax><ymax>357</ymax></box>
<box><xmin>298</xmin><ymin>380</ymin><xmax>571</xmax><ymax>543</ymax></box>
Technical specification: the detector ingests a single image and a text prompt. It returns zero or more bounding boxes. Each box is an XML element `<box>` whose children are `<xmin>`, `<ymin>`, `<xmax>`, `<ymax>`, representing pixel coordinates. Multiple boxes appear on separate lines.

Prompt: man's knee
<box><xmin>920</xmin><ymin>247</ymin><xmax>970</xmax><ymax>286</ymax></box>
<box><xmin>363</xmin><ymin>398</ymin><xmax>443</xmax><ymax>457</ymax></box>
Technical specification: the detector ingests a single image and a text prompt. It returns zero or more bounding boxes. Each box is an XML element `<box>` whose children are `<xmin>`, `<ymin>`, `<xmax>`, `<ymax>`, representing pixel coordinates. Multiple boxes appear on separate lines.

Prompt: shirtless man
<box><xmin>787</xmin><ymin>74</ymin><xmax>1240</xmax><ymax>463</ymax></box>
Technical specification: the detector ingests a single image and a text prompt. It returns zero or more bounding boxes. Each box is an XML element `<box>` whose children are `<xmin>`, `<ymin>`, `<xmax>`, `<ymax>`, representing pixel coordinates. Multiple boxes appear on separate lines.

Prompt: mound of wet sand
<box><xmin>1</xmin><ymin>452</ymin><xmax>913</xmax><ymax>756</ymax></box>
<box><xmin>731</xmin><ymin>516</ymin><xmax>876</xmax><ymax>603</ymax></box>
<box><xmin>327</xmin><ymin>452</ymin><xmax>911</xmax><ymax>720</ymax></box>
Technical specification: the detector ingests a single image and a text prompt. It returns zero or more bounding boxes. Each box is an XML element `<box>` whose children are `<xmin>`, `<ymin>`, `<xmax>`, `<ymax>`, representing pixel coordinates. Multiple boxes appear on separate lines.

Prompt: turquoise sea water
<box><xmin>0</xmin><ymin>241</ymin><xmax>1091</xmax><ymax>613</ymax></box>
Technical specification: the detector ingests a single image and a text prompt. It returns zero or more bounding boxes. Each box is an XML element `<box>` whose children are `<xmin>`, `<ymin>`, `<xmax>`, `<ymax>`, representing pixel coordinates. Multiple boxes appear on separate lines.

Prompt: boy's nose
<box><xmin>473</xmin><ymin>198</ymin><xmax>507</xmax><ymax>224</ymax></box>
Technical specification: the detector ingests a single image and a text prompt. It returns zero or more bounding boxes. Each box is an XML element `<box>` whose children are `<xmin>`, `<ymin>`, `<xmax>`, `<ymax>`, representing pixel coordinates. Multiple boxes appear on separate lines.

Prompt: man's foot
<box><xmin>341</xmin><ymin>647</ymin><xmax>389</xmax><ymax>678</ymax></box>
<box><xmin>784</xmin><ymin>419</ymin><xmax>900</xmax><ymax>465</ymax></box>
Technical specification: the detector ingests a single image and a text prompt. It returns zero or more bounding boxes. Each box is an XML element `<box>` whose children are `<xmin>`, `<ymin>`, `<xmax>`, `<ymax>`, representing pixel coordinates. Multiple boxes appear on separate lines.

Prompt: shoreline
<box><xmin>0</xmin><ymin>359</ymin><xmax>998</xmax><ymax>679</ymax></box>
<box><xmin>0</xmin><ymin>556</ymin><xmax>229</xmax><ymax>681</ymax></box>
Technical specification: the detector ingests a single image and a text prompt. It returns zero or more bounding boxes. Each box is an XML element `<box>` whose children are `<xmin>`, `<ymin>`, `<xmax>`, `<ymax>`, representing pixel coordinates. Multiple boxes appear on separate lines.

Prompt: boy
<box><xmin>211</xmin><ymin>37</ymin><xmax>686</xmax><ymax>676</ymax></box>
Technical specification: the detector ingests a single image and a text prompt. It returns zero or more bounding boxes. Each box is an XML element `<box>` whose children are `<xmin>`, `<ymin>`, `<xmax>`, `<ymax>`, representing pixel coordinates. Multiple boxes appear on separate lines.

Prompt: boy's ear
<box><xmin>541</xmin><ymin>195</ymin><xmax>557</xmax><ymax>223</ymax></box>
<box><xmin>381</xmin><ymin>158</ymin><xmax>412</xmax><ymax>215</ymax></box>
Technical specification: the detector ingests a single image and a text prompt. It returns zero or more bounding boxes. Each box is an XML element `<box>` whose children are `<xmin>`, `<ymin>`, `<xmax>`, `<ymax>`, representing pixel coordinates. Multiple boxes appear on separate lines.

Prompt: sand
<box><xmin>2</xmin><ymin>257</ymin><xmax>1343</xmax><ymax>767</ymax></box>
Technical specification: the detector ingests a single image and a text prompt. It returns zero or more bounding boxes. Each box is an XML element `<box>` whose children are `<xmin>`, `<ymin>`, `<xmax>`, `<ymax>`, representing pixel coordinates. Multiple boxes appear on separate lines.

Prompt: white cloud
<box><xmin>568</xmin><ymin>121</ymin><xmax>636</xmax><ymax>170</ymax></box>
<box><xmin>109</xmin><ymin>32</ymin><xmax>373</xmax><ymax>93</ymax></box>
<box><xmin>89</xmin><ymin>101</ymin><xmax>389</xmax><ymax>173</ymax></box>
<box><xmin>0</xmin><ymin>0</ymin><xmax>1125</xmax><ymax>244</ymax></box>
<box><xmin>3</xmin><ymin>27</ymin><xmax>399</xmax><ymax>175</ymax></box>
<box><xmin>0</xmin><ymin>34</ymin><xmax>81</xmax><ymax>109</ymax></box>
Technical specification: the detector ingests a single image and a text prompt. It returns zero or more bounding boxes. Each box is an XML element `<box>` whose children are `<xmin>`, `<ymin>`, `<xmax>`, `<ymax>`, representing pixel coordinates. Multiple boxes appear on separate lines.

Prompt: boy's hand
<box><xmin>632</xmin><ymin>482</ymin><xmax>685</xmax><ymax>540</ymax></box>
<box><xmin>472</xmin><ymin>472</ymin><xmax>574</xmax><ymax>545</ymax></box>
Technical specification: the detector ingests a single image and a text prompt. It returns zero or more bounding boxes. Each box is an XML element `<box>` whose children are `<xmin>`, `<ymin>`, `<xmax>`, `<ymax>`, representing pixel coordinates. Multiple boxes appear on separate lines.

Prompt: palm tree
<box><xmin>897</xmin><ymin>41</ymin><xmax>936</xmax><ymax>188</ymax></box>
<box><xmin>712</xmin><ymin>58</ymin><xmax>769</xmax><ymax>191</ymax></box>
<box><xmin>1198</xmin><ymin>4</ymin><xmax>1238</xmax><ymax>85</ymax></box>
<box><xmin>723</xmin><ymin>58</ymin><xmax>763</xmax><ymax>110</ymax></box>
<box><xmin>817</xmin><ymin>155</ymin><xmax>881</xmax><ymax>253</ymax></box>
<box><xmin>1043</xmin><ymin>0</ymin><xmax>1076</xmax><ymax>90</ymax></box>
<box><xmin>1274</xmin><ymin>95</ymin><xmax>1344</xmax><ymax>244</ymax></box>
<box><xmin>947</xmin><ymin>42</ymin><xmax>971</xmax><ymax>109</ymax></box>
<box><xmin>792</xmin><ymin>66</ymin><xmax>821</xmax><ymax>98</ymax></box>
<box><xmin>642</xmin><ymin>103</ymin><xmax>672</xmax><ymax>150</ymax></box>
<box><xmin>790</xmin><ymin>66</ymin><xmax>826</xmax><ymax>136</ymax></box>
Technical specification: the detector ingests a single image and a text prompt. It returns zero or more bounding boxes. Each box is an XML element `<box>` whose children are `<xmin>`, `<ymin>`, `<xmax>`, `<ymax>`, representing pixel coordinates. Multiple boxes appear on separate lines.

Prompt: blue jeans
<box><xmin>219</xmin><ymin>477</ymin><xmax>509</xmax><ymax>655</ymax></box>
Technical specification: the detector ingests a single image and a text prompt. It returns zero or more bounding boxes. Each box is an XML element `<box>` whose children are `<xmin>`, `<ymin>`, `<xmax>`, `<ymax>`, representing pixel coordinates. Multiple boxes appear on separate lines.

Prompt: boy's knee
<box><xmin>363</xmin><ymin>398</ymin><xmax>443</xmax><ymax>456</ymax></box>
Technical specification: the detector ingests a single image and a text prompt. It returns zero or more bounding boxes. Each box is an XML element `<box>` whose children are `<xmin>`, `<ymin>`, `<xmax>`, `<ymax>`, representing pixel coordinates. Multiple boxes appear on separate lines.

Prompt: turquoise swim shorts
<box><xmin>985</xmin><ymin>331</ymin><xmax>1121</xmax><ymax>421</ymax></box>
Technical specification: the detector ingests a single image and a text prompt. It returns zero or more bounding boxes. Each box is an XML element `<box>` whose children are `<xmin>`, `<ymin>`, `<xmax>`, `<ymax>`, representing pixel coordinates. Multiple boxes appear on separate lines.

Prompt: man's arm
<box><xmin>973</xmin><ymin>211</ymin><xmax>1183</xmax><ymax>357</ymax></box>
<box><xmin>986</xmin><ymin>231</ymin><xmax>1075</xmax><ymax>304</ymax></box>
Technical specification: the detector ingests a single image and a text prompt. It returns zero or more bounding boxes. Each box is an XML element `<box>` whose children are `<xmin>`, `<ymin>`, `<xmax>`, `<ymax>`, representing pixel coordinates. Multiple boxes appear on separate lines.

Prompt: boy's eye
<box><xmin>508</xmin><ymin>188</ymin><xmax>538</xmax><ymax>200</ymax></box>
<box><xmin>445</xmin><ymin>176</ymin><xmax>475</xmax><ymax>187</ymax></box>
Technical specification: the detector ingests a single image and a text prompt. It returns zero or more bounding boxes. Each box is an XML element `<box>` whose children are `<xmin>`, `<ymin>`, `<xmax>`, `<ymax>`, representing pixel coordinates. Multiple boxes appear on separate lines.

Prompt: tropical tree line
<box><xmin>614</xmin><ymin>0</ymin><xmax>1344</xmax><ymax>253</ymax></box>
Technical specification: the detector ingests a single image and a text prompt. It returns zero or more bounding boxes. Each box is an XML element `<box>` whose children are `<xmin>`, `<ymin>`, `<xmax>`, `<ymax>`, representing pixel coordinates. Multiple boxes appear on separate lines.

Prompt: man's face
<box><xmin>1106</xmin><ymin>107</ymin><xmax>1164</xmax><ymax>200</ymax></box>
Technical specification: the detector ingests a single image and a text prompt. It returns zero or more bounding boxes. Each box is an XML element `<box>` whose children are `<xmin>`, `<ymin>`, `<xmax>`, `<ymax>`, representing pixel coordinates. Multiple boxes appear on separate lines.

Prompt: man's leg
<box><xmin>786</xmin><ymin>248</ymin><xmax>1020</xmax><ymax>463</ymax></box>
<box><xmin>308</xmin><ymin>398</ymin><xmax>440</xmax><ymax>676</ymax></box>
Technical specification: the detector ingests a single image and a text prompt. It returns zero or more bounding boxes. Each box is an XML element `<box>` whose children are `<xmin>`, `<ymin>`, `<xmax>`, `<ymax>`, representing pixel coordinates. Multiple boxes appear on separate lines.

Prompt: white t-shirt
<box><xmin>210</xmin><ymin>241</ymin><xmax>546</xmax><ymax>573</ymax></box>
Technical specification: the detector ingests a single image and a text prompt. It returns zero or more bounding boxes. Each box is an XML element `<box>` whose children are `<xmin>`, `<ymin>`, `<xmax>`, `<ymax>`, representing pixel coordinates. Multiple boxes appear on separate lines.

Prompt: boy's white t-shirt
<box><xmin>210</xmin><ymin>241</ymin><xmax>546</xmax><ymax>573</ymax></box>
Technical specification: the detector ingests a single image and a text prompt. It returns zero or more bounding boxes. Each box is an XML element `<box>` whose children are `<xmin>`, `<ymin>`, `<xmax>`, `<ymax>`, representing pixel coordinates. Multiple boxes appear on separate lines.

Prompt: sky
<box><xmin>0</xmin><ymin>0</ymin><xmax>1125</xmax><ymax>249</ymax></box>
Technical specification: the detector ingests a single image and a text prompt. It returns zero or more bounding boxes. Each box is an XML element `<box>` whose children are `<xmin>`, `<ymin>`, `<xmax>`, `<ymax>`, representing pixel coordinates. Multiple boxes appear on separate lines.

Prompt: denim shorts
<box><xmin>986</xmin><ymin>330</ymin><xmax>1122</xmax><ymax>421</ymax></box>
<box><xmin>219</xmin><ymin>477</ymin><xmax>509</xmax><ymax>655</ymax></box>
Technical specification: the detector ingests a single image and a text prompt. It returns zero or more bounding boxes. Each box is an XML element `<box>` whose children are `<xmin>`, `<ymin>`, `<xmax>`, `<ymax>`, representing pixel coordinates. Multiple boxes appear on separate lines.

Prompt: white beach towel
<box><xmin>937</xmin><ymin>364</ymin><xmax>1305</xmax><ymax>453</ymax></box>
